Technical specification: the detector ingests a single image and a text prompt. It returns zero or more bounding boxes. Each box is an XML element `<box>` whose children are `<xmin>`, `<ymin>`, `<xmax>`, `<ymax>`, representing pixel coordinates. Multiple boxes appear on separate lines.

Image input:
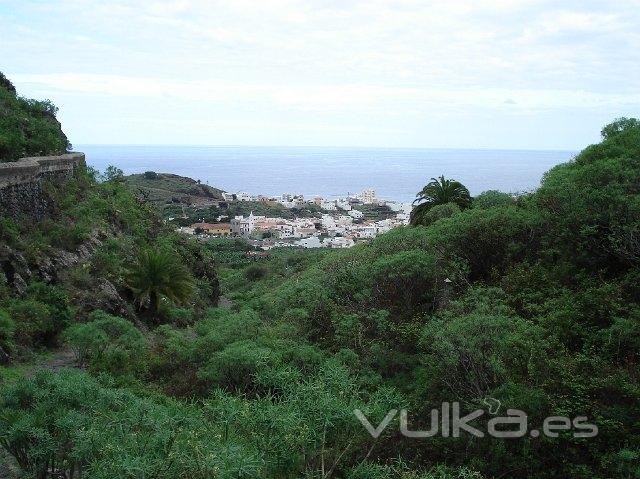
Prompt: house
<box><xmin>294</xmin><ymin>226</ymin><xmax>317</xmax><ymax>238</ymax></box>
<box><xmin>336</xmin><ymin>199</ymin><xmax>352</xmax><ymax>210</ymax></box>
<box><xmin>297</xmin><ymin>236</ymin><xmax>322</xmax><ymax>248</ymax></box>
<box><xmin>231</xmin><ymin>216</ymin><xmax>253</xmax><ymax>236</ymax></box>
<box><xmin>230</xmin><ymin>212</ymin><xmax>266</xmax><ymax>236</ymax></box>
<box><xmin>358</xmin><ymin>188</ymin><xmax>377</xmax><ymax>204</ymax></box>
<box><xmin>324</xmin><ymin>236</ymin><xmax>355</xmax><ymax>248</ymax></box>
<box><xmin>358</xmin><ymin>224</ymin><xmax>378</xmax><ymax>238</ymax></box>
<box><xmin>235</xmin><ymin>191</ymin><xmax>254</xmax><ymax>201</ymax></box>
<box><xmin>348</xmin><ymin>209</ymin><xmax>364</xmax><ymax>219</ymax></box>
<box><xmin>320</xmin><ymin>200</ymin><xmax>337</xmax><ymax>210</ymax></box>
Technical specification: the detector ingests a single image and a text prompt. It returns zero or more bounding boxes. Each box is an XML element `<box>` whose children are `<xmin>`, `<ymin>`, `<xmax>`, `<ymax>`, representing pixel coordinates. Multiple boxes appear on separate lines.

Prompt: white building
<box><xmin>358</xmin><ymin>224</ymin><xmax>378</xmax><ymax>238</ymax></box>
<box><xmin>358</xmin><ymin>188</ymin><xmax>377</xmax><ymax>204</ymax></box>
<box><xmin>230</xmin><ymin>212</ymin><xmax>265</xmax><ymax>236</ymax></box>
<box><xmin>320</xmin><ymin>200</ymin><xmax>337</xmax><ymax>211</ymax></box>
<box><xmin>348</xmin><ymin>209</ymin><xmax>364</xmax><ymax>219</ymax></box>
<box><xmin>321</xmin><ymin>215</ymin><xmax>336</xmax><ymax>228</ymax></box>
<box><xmin>385</xmin><ymin>201</ymin><xmax>404</xmax><ymax>212</ymax></box>
<box><xmin>336</xmin><ymin>199</ymin><xmax>352</xmax><ymax>211</ymax></box>
<box><xmin>235</xmin><ymin>191</ymin><xmax>254</xmax><ymax>202</ymax></box>
<box><xmin>324</xmin><ymin>236</ymin><xmax>355</xmax><ymax>248</ymax></box>
<box><xmin>297</xmin><ymin>236</ymin><xmax>322</xmax><ymax>248</ymax></box>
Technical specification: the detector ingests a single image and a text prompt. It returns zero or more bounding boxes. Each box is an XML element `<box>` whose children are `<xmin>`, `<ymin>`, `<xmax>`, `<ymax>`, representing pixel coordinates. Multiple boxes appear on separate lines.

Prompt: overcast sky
<box><xmin>1</xmin><ymin>0</ymin><xmax>639</xmax><ymax>149</ymax></box>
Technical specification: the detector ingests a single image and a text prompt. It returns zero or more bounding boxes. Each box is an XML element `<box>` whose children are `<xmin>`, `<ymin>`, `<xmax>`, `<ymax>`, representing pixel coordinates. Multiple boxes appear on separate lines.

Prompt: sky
<box><xmin>1</xmin><ymin>0</ymin><xmax>639</xmax><ymax>149</ymax></box>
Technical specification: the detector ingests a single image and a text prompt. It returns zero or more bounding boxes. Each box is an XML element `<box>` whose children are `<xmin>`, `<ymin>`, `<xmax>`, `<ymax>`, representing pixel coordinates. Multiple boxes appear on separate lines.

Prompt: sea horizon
<box><xmin>78</xmin><ymin>144</ymin><xmax>577</xmax><ymax>203</ymax></box>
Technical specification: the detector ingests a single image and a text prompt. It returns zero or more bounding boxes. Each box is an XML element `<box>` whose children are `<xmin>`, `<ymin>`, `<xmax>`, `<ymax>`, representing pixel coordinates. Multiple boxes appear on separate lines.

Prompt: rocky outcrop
<box><xmin>0</xmin><ymin>230</ymin><xmax>137</xmax><ymax>320</ymax></box>
<box><xmin>34</xmin><ymin>230</ymin><xmax>108</xmax><ymax>283</ymax></box>
<box><xmin>73</xmin><ymin>278</ymin><xmax>137</xmax><ymax>321</ymax></box>
<box><xmin>0</xmin><ymin>245</ymin><xmax>31</xmax><ymax>295</ymax></box>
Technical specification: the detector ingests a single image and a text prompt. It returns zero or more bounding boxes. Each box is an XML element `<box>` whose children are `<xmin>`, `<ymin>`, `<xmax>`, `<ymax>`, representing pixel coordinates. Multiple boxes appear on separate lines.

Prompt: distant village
<box><xmin>176</xmin><ymin>188</ymin><xmax>412</xmax><ymax>249</ymax></box>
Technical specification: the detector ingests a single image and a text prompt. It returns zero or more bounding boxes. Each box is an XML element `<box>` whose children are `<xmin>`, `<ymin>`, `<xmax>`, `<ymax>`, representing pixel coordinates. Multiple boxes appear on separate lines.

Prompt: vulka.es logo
<box><xmin>355</xmin><ymin>402</ymin><xmax>598</xmax><ymax>439</ymax></box>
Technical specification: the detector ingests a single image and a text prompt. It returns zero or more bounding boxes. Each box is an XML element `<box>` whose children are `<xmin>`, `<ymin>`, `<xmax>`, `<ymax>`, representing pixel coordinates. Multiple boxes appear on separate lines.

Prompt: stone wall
<box><xmin>0</xmin><ymin>153</ymin><xmax>85</xmax><ymax>219</ymax></box>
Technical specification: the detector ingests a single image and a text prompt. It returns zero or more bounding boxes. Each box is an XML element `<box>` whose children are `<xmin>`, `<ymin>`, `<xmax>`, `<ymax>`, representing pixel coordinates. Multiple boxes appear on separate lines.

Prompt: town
<box><xmin>177</xmin><ymin>188</ymin><xmax>412</xmax><ymax>249</ymax></box>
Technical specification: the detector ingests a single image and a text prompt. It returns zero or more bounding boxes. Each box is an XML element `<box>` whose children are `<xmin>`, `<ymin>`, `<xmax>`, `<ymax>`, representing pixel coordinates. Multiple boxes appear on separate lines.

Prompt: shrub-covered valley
<box><xmin>1</xmin><ymin>74</ymin><xmax>639</xmax><ymax>478</ymax></box>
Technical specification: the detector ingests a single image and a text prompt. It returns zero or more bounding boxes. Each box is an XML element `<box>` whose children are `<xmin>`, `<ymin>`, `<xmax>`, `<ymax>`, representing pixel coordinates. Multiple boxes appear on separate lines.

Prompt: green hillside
<box><xmin>125</xmin><ymin>171</ymin><xmax>225</xmax><ymax>205</ymax></box>
<box><xmin>0</xmin><ymin>72</ymin><xmax>70</xmax><ymax>162</ymax></box>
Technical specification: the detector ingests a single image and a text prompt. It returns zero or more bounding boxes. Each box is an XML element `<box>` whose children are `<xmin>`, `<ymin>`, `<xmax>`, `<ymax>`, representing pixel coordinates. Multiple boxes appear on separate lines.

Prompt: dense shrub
<box><xmin>245</xmin><ymin>264</ymin><xmax>268</xmax><ymax>281</ymax></box>
<box><xmin>7</xmin><ymin>283</ymin><xmax>73</xmax><ymax>347</ymax></box>
<box><xmin>64</xmin><ymin>310</ymin><xmax>148</xmax><ymax>376</ymax></box>
<box><xmin>0</xmin><ymin>72</ymin><xmax>70</xmax><ymax>162</ymax></box>
<box><xmin>0</xmin><ymin>309</ymin><xmax>15</xmax><ymax>360</ymax></box>
<box><xmin>418</xmin><ymin>201</ymin><xmax>461</xmax><ymax>225</ymax></box>
<box><xmin>472</xmin><ymin>190</ymin><xmax>515</xmax><ymax>209</ymax></box>
<box><xmin>0</xmin><ymin>370</ymin><xmax>263</xmax><ymax>478</ymax></box>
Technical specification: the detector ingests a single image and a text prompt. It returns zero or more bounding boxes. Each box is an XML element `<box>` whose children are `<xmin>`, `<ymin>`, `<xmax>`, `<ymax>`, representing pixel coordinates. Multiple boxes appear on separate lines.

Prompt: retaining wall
<box><xmin>0</xmin><ymin>153</ymin><xmax>86</xmax><ymax>219</ymax></box>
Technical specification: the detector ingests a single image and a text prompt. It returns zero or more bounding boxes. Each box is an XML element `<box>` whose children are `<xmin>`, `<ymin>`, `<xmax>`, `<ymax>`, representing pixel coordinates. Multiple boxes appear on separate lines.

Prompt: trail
<box><xmin>22</xmin><ymin>348</ymin><xmax>78</xmax><ymax>378</ymax></box>
<box><xmin>218</xmin><ymin>295</ymin><xmax>234</xmax><ymax>309</ymax></box>
<box><xmin>38</xmin><ymin>348</ymin><xmax>77</xmax><ymax>372</ymax></box>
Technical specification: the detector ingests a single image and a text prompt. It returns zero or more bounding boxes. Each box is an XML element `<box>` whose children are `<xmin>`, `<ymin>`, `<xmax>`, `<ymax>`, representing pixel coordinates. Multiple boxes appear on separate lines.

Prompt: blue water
<box><xmin>77</xmin><ymin>145</ymin><xmax>575</xmax><ymax>202</ymax></box>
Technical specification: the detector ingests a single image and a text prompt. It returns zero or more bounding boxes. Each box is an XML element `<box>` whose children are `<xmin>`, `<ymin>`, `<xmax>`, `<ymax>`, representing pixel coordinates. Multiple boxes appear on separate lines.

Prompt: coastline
<box><xmin>79</xmin><ymin>144</ymin><xmax>576</xmax><ymax>203</ymax></box>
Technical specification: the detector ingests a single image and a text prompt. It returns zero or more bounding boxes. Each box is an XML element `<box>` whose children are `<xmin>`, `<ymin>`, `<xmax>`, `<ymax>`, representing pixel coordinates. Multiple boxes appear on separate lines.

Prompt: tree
<box><xmin>127</xmin><ymin>249</ymin><xmax>195</xmax><ymax>318</ymax></box>
<box><xmin>600</xmin><ymin>117</ymin><xmax>640</xmax><ymax>140</ymax></box>
<box><xmin>410</xmin><ymin>176</ymin><xmax>471</xmax><ymax>226</ymax></box>
<box><xmin>0</xmin><ymin>72</ymin><xmax>16</xmax><ymax>94</ymax></box>
<box><xmin>101</xmin><ymin>165</ymin><xmax>124</xmax><ymax>183</ymax></box>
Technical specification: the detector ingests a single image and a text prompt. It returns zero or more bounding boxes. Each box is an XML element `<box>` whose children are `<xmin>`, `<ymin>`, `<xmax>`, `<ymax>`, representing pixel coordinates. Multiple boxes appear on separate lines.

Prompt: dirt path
<box><xmin>219</xmin><ymin>295</ymin><xmax>234</xmax><ymax>308</ymax></box>
<box><xmin>39</xmin><ymin>348</ymin><xmax>77</xmax><ymax>372</ymax></box>
<box><xmin>22</xmin><ymin>348</ymin><xmax>78</xmax><ymax>377</ymax></box>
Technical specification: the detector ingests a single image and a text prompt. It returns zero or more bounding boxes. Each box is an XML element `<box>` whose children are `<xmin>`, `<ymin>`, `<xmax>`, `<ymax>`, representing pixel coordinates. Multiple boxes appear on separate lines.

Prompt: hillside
<box><xmin>125</xmin><ymin>171</ymin><xmax>225</xmax><ymax>206</ymax></box>
<box><xmin>0</xmin><ymin>72</ymin><xmax>70</xmax><ymax>162</ymax></box>
<box><xmin>125</xmin><ymin>172</ymin><xmax>337</xmax><ymax>224</ymax></box>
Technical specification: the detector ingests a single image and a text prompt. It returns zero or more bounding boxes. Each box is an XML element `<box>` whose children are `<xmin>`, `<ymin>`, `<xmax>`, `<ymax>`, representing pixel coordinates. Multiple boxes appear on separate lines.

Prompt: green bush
<box><xmin>0</xmin><ymin>309</ymin><xmax>15</xmax><ymax>359</ymax></box>
<box><xmin>7</xmin><ymin>283</ymin><xmax>72</xmax><ymax>347</ymax></box>
<box><xmin>245</xmin><ymin>264</ymin><xmax>268</xmax><ymax>281</ymax></box>
<box><xmin>0</xmin><ymin>369</ymin><xmax>263</xmax><ymax>478</ymax></box>
<box><xmin>472</xmin><ymin>190</ymin><xmax>515</xmax><ymax>209</ymax></box>
<box><xmin>64</xmin><ymin>310</ymin><xmax>147</xmax><ymax>376</ymax></box>
<box><xmin>419</xmin><ymin>201</ymin><xmax>461</xmax><ymax>225</ymax></box>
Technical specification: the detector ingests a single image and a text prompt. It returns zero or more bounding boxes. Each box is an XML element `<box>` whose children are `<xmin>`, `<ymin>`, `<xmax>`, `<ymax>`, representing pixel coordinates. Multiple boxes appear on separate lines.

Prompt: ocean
<box><xmin>78</xmin><ymin>145</ymin><xmax>576</xmax><ymax>203</ymax></box>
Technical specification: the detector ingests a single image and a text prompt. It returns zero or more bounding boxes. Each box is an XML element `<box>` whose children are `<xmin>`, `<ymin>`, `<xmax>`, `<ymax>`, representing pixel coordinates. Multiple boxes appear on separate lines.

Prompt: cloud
<box><xmin>13</xmin><ymin>73</ymin><xmax>640</xmax><ymax>113</ymax></box>
<box><xmin>1</xmin><ymin>0</ymin><xmax>639</xmax><ymax>147</ymax></box>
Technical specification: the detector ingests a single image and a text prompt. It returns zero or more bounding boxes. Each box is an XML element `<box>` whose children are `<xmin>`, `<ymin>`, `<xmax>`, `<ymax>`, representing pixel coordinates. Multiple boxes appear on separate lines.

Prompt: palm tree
<box><xmin>410</xmin><ymin>175</ymin><xmax>471</xmax><ymax>226</ymax></box>
<box><xmin>127</xmin><ymin>248</ymin><xmax>195</xmax><ymax>317</ymax></box>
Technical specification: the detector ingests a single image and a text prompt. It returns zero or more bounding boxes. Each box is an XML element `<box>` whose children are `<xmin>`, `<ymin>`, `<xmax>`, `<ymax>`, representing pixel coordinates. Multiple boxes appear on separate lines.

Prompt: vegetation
<box><xmin>351</xmin><ymin>203</ymin><xmax>396</xmax><ymax>221</ymax></box>
<box><xmin>0</xmin><ymin>71</ymin><xmax>70</xmax><ymax>162</ymax></box>
<box><xmin>1</xmin><ymin>112</ymin><xmax>639</xmax><ymax>478</ymax></box>
<box><xmin>125</xmin><ymin>172</ymin><xmax>224</xmax><ymax>206</ymax></box>
<box><xmin>127</xmin><ymin>248</ymin><xmax>195</xmax><ymax>318</ymax></box>
<box><xmin>410</xmin><ymin>175</ymin><xmax>471</xmax><ymax>226</ymax></box>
